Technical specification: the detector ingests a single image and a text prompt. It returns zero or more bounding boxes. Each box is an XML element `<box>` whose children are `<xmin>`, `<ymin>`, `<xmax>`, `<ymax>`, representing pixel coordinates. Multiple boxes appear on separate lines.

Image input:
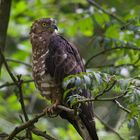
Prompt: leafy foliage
<box><xmin>0</xmin><ymin>0</ymin><xmax>140</xmax><ymax>139</ymax></box>
<box><xmin>63</xmin><ymin>71</ymin><xmax>140</xmax><ymax>117</ymax></box>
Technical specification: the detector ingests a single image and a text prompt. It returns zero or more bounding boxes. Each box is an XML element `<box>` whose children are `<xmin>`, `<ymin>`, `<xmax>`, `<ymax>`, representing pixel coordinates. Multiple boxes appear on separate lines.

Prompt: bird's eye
<box><xmin>42</xmin><ymin>23</ymin><xmax>47</xmax><ymax>27</ymax></box>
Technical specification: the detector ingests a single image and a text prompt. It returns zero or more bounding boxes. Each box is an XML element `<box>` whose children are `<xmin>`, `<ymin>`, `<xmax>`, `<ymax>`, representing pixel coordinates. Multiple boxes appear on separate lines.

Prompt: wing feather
<box><xmin>46</xmin><ymin>35</ymin><xmax>99</xmax><ymax>139</ymax></box>
<box><xmin>46</xmin><ymin>35</ymin><xmax>85</xmax><ymax>83</ymax></box>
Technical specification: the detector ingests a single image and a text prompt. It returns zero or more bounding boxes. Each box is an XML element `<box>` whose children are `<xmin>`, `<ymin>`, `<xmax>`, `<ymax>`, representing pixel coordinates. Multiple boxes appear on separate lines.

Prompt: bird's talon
<box><xmin>43</xmin><ymin>102</ymin><xmax>60</xmax><ymax>116</ymax></box>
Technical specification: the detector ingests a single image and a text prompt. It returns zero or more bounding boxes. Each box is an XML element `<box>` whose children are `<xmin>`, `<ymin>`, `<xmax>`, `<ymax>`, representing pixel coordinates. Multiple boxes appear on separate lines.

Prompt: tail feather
<box><xmin>60</xmin><ymin>111</ymin><xmax>91</xmax><ymax>139</ymax></box>
<box><xmin>60</xmin><ymin>108</ymin><xmax>98</xmax><ymax>140</ymax></box>
<box><xmin>60</xmin><ymin>90</ymin><xmax>99</xmax><ymax>140</ymax></box>
<box><xmin>79</xmin><ymin>89</ymin><xmax>99</xmax><ymax>140</ymax></box>
<box><xmin>79</xmin><ymin>103</ymin><xmax>99</xmax><ymax>140</ymax></box>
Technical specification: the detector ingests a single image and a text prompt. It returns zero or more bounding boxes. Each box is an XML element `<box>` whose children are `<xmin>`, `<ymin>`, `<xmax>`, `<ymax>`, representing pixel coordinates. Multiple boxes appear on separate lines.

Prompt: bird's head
<box><xmin>30</xmin><ymin>18</ymin><xmax>58</xmax><ymax>34</ymax></box>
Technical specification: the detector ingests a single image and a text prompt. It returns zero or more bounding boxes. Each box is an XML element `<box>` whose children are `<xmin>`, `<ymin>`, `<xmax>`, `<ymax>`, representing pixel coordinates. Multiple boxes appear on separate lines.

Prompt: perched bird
<box><xmin>30</xmin><ymin>18</ymin><xmax>98</xmax><ymax>140</ymax></box>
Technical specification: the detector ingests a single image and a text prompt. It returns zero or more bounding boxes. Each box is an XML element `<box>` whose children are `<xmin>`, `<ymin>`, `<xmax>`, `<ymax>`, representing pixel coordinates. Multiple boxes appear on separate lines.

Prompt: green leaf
<box><xmin>105</xmin><ymin>25</ymin><xmax>119</xmax><ymax>38</ymax></box>
<box><xmin>63</xmin><ymin>87</ymin><xmax>76</xmax><ymax>101</ymax></box>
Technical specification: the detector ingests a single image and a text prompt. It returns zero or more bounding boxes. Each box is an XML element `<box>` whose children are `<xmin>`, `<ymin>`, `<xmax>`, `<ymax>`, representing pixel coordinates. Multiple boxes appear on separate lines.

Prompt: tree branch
<box><xmin>6</xmin><ymin>58</ymin><xmax>32</xmax><ymax>68</ymax></box>
<box><xmin>32</xmin><ymin>128</ymin><xmax>58</xmax><ymax>140</ymax></box>
<box><xmin>7</xmin><ymin>112</ymin><xmax>45</xmax><ymax>140</ymax></box>
<box><xmin>0</xmin><ymin>49</ymin><xmax>29</xmax><ymax>123</ymax></box>
<box><xmin>94</xmin><ymin>80</ymin><xmax>116</xmax><ymax>99</ymax></box>
<box><xmin>0</xmin><ymin>49</ymin><xmax>32</xmax><ymax>139</ymax></box>
<box><xmin>85</xmin><ymin>46</ymin><xmax>140</xmax><ymax>67</ymax></box>
<box><xmin>16</xmin><ymin>75</ymin><xmax>33</xmax><ymax>139</ymax></box>
<box><xmin>0</xmin><ymin>50</ymin><xmax>17</xmax><ymax>82</ymax></box>
<box><xmin>5</xmin><ymin>101</ymin><xmax>129</xmax><ymax>140</ymax></box>
<box><xmin>87</xmin><ymin>0</ymin><xmax>125</xmax><ymax>24</ymax></box>
<box><xmin>6</xmin><ymin>105</ymin><xmax>73</xmax><ymax>140</ymax></box>
<box><xmin>78</xmin><ymin>91</ymin><xmax>127</xmax><ymax>103</ymax></box>
<box><xmin>113</xmin><ymin>100</ymin><xmax>131</xmax><ymax>113</ymax></box>
<box><xmin>17</xmin><ymin>75</ymin><xmax>29</xmax><ymax>122</ymax></box>
<box><xmin>94</xmin><ymin>63</ymin><xmax>140</xmax><ymax>69</ymax></box>
<box><xmin>0</xmin><ymin>79</ymin><xmax>34</xmax><ymax>89</ymax></box>
<box><xmin>76</xmin><ymin>91</ymin><xmax>130</xmax><ymax>113</ymax></box>
<box><xmin>0</xmin><ymin>0</ymin><xmax>12</xmax><ymax>72</ymax></box>
<box><xmin>92</xmin><ymin>55</ymin><xmax>140</xmax><ymax>69</ymax></box>
<box><xmin>95</xmin><ymin>113</ymin><xmax>125</xmax><ymax>140</ymax></box>
<box><xmin>0</xmin><ymin>49</ymin><xmax>77</xmax><ymax>140</ymax></box>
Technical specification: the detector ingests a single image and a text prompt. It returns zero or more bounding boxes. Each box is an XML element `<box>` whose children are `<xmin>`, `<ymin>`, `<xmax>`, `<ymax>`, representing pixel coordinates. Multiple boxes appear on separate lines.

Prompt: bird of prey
<box><xmin>30</xmin><ymin>18</ymin><xmax>98</xmax><ymax>140</ymax></box>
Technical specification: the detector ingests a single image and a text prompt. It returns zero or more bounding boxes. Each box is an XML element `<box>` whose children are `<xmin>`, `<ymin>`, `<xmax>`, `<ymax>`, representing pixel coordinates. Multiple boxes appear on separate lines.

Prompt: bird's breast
<box><xmin>32</xmin><ymin>50</ymin><xmax>61</xmax><ymax>100</ymax></box>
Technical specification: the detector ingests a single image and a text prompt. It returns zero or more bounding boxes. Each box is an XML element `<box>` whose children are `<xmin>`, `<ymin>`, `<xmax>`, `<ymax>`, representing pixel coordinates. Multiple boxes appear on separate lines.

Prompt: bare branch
<box><xmin>78</xmin><ymin>91</ymin><xmax>127</xmax><ymax>103</ymax></box>
<box><xmin>17</xmin><ymin>75</ymin><xmax>29</xmax><ymax>122</ymax></box>
<box><xmin>7</xmin><ymin>112</ymin><xmax>45</xmax><ymax>140</ymax></box>
<box><xmin>94</xmin><ymin>63</ymin><xmax>140</xmax><ymax>69</ymax></box>
<box><xmin>85</xmin><ymin>46</ymin><xmax>140</xmax><ymax>68</ymax></box>
<box><xmin>87</xmin><ymin>0</ymin><xmax>124</xmax><ymax>24</ymax></box>
<box><xmin>0</xmin><ymin>79</ymin><xmax>34</xmax><ymax>89</ymax></box>
<box><xmin>6</xmin><ymin>58</ymin><xmax>32</xmax><ymax>68</ymax></box>
<box><xmin>75</xmin><ymin>91</ymin><xmax>130</xmax><ymax>113</ymax></box>
<box><xmin>0</xmin><ymin>50</ymin><xmax>17</xmax><ymax>83</ymax></box>
<box><xmin>0</xmin><ymin>50</ymin><xmax>32</xmax><ymax>139</ymax></box>
<box><xmin>16</xmin><ymin>75</ymin><xmax>33</xmax><ymax>139</ymax></box>
<box><xmin>94</xmin><ymin>80</ymin><xmax>116</xmax><ymax>99</ymax></box>
<box><xmin>95</xmin><ymin>113</ymin><xmax>125</xmax><ymax>140</ymax></box>
<box><xmin>1</xmin><ymin>49</ymin><xmax>71</xmax><ymax>140</ymax></box>
<box><xmin>32</xmin><ymin>128</ymin><xmax>58</xmax><ymax>140</ymax></box>
<box><xmin>6</xmin><ymin>105</ymin><xmax>74</xmax><ymax>140</ymax></box>
<box><xmin>113</xmin><ymin>100</ymin><xmax>131</xmax><ymax>113</ymax></box>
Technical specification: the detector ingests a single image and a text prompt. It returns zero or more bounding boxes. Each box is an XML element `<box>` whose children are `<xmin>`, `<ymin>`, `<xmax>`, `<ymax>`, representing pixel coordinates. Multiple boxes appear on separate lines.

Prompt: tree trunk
<box><xmin>0</xmin><ymin>0</ymin><xmax>12</xmax><ymax>73</ymax></box>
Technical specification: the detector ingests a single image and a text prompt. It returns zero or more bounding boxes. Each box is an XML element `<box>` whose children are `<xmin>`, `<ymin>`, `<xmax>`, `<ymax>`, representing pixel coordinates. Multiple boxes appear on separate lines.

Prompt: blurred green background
<box><xmin>0</xmin><ymin>0</ymin><xmax>140</xmax><ymax>139</ymax></box>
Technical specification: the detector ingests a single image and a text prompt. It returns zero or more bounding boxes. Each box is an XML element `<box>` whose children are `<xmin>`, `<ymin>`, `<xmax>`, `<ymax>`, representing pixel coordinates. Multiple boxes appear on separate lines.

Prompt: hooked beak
<box><xmin>52</xmin><ymin>24</ymin><xmax>58</xmax><ymax>30</ymax></box>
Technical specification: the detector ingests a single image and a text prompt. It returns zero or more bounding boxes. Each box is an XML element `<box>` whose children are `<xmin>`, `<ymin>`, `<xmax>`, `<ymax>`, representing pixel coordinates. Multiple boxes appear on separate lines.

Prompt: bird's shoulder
<box><xmin>49</xmin><ymin>34</ymin><xmax>68</xmax><ymax>46</ymax></box>
<box><xmin>49</xmin><ymin>34</ymin><xmax>77</xmax><ymax>53</ymax></box>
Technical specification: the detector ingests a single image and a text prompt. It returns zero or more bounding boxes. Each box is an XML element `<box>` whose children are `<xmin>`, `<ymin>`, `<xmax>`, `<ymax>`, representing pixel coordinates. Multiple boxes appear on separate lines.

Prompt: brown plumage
<box><xmin>30</xmin><ymin>18</ymin><xmax>98</xmax><ymax>140</ymax></box>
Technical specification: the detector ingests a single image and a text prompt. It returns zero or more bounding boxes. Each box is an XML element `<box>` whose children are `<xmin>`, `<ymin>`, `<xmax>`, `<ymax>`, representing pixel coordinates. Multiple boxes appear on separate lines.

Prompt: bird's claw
<box><xmin>43</xmin><ymin>100</ymin><xmax>60</xmax><ymax>117</ymax></box>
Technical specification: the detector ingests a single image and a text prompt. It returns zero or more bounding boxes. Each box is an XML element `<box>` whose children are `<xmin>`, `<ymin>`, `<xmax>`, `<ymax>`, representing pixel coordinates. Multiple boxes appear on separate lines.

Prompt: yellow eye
<box><xmin>42</xmin><ymin>23</ymin><xmax>47</xmax><ymax>27</ymax></box>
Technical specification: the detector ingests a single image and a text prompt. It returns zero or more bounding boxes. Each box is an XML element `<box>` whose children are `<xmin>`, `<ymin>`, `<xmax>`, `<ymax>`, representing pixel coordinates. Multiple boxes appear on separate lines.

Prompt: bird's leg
<box><xmin>43</xmin><ymin>93</ymin><xmax>62</xmax><ymax>116</ymax></box>
<box><xmin>50</xmin><ymin>99</ymin><xmax>60</xmax><ymax>112</ymax></box>
<box><xmin>43</xmin><ymin>99</ymin><xmax>61</xmax><ymax>117</ymax></box>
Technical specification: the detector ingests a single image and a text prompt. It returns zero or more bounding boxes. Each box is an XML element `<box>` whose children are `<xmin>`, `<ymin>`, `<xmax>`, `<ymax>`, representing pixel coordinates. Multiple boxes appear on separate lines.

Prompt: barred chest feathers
<box><xmin>31</xmin><ymin>32</ymin><xmax>59</xmax><ymax>100</ymax></box>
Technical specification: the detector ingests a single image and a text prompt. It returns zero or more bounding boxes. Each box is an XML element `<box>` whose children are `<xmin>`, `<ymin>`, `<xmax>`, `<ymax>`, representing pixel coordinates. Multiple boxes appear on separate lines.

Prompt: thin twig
<box><xmin>1</xmin><ymin>49</ymin><xmax>70</xmax><ymax>140</ymax></box>
<box><xmin>76</xmin><ymin>91</ymin><xmax>130</xmax><ymax>113</ymax></box>
<box><xmin>0</xmin><ymin>133</ymin><xmax>26</xmax><ymax>139</ymax></box>
<box><xmin>113</xmin><ymin>100</ymin><xmax>131</xmax><ymax>113</ymax></box>
<box><xmin>16</xmin><ymin>75</ymin><xmax>32</xmax><ymax>139</ymax></box>
<box><xmin>7</xmin><ymin>105</ymin><xmax>74</xmax><ymax>140</ymax></box>
<box><xmin>0</xmin><ymin>50</ymin><xmax>32</xmax><ymax>139</ymax></box>
<box><xmin>32</xmin><ymin>128</ymin><xmax>58</xmax><ymax>140</ymax></box>
<box><xmin>95</xmin><ymin>80</ymin><xmax>116</xmax><ymax>99</ymax></box>
<box><xmin>79</xmin><ymin>91</ymin><xmax>127</xmax><ymax>102</ymax></box>
<box><xmin>94</xmin><ymin>63</ymin><xmax>140</xmax><ymax>69</ymax></box>
<box><xmin>0</xmin><ymin>49</ymin><xmax>17</xmax><ymax>83</ymax></box>
<box><xmin>6</xmin><ymin>58</ymin><xmax>32</xmax><ymax>68</ymax></box>
<box><xmin>17</xmin><ymin>75</ymin><xmax>29</xmax><ymax>122</ymax></box>
<box><xmin>87</xmin><ymin>0</ymin><xmax>125</xmax><ymax>24</ymax></box>
<box><xmin>85</xmin><ymin>46</ymin><xmax>140</xmax><ymax>67</ymax></box>
<box><xmin>7</xmin><ymin>112</ymin><xmax>45</xmax><ymax>140</ymax></box>
<box><xmin>0</xmin><ymin>79</ymin><xmax>34</xmax><ymax>89</ymax></box>
<box><xmin>95</xmin><ymin>113</ymin><xmax>125</xmax><ymax>140</ymax></box>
